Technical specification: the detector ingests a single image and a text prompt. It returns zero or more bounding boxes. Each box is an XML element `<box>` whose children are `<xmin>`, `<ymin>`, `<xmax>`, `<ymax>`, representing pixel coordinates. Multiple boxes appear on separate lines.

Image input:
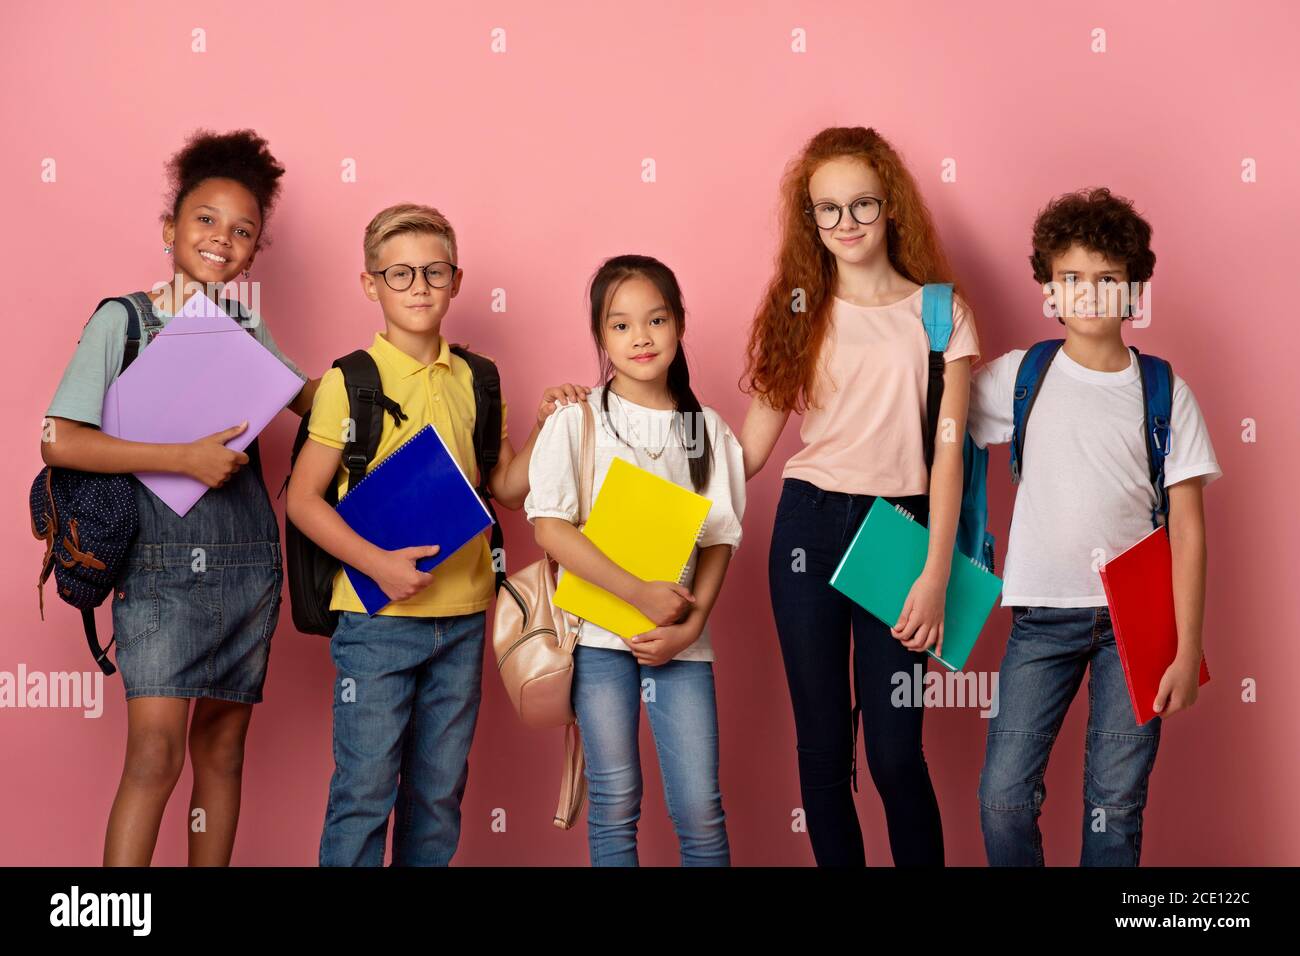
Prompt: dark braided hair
<box><xmin>587</xmin><ymin>255</ymin><xmax>713</xmax><ymax>492</ymax></box>
<box><xmin>162</xmin><ymin>129</ymin><xmax>286</xmax><ymax>248</ymax></box>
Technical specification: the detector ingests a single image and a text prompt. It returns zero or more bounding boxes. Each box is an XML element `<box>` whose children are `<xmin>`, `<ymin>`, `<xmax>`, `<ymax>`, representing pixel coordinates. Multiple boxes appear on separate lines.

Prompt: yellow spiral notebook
<box><xmin>552</xmin><ymin>457</ymin><xmax>712</xmax><ymax>639</ymax></box>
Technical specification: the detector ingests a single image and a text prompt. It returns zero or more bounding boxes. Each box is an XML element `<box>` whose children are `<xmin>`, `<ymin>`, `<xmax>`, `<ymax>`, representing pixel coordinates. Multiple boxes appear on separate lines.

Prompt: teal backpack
<box><xmin>919</xmin><ymin>283</ymin><xmax>995</xmax><ymax>571</ymax></box>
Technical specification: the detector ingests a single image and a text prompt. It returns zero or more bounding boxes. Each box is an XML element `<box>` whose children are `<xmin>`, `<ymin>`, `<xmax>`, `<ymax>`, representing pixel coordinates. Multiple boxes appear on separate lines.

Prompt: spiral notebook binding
<box><xmin>673</xmin><ymin>516</ymin><xmax>710</xmax><ymax>585</ymax></box>
<box><xmin>338</xmin><ymin>423</ymin><xmax>444</xmax><ymax>504</ymax></box>
<box><xmin>893</xmin><ymin>503</ymin><xmax>916</xmax><ymax>522</ymax></box>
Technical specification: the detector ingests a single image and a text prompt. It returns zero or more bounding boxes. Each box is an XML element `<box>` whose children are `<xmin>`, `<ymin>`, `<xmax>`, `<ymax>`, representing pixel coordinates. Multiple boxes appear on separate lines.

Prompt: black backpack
<box><xmin>283</xmin><ymin>344</ymin><xmax>504</xmax><ymax>636</ymax></box>
<box><xmin>31</xmin><ymin>294</ymin><xmax>159</xmax><ymax>675</ymax></box>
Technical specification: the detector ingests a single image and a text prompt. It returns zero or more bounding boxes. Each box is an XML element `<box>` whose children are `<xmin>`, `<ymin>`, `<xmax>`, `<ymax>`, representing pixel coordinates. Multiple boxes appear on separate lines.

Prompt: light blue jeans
<box><xmin>319</xmin><ymin>610</ymin><xmax>485</xmax><ymax>867</ymax></box>
<box><xmin>978</xmin><ymin>605</ymin><xmax>1162</xmax><ymax>866</ymax></box>
<box><xmin>572</xmin><ymin>645</ymin><xmax>729</xmax><ymax>866</ymax></box>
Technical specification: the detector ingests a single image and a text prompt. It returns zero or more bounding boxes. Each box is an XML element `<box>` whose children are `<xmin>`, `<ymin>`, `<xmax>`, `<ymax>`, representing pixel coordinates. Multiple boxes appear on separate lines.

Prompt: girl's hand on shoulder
<box><xmin>891</xmin><ymin>568</ymin><xmax>948</xmax><ymax>655</ymax></box>
<box><xmin>629</xmin><ymin>621</ymin><xmax>700</xmax><ymax>667</ymax></box>
<box><xmin>537</xmin><ymin>383</ymin><xmax>591</xmax><ymax>427</ymax></box>
<box><xmin>181</xmin><ymin>422</ymin><xmax>251</xmax><ymax>487</ymax></box>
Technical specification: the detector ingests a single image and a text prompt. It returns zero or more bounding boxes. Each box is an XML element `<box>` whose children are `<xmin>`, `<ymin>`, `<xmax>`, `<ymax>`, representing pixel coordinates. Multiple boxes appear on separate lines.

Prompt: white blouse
<box><xmin>524</xmin><ymin>386</ymin><xmax>746</xmax><ymax>662</ymax></box>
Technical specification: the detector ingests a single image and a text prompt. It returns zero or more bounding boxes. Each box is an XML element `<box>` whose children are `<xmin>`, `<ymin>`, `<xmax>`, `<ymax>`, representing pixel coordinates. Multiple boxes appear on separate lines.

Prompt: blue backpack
<box><xmin>920</xmin><ymin>283</ymin><xmax>996</xmax><ymax>571</ymax></box>
<box><xmin>1010</xmin><ymin>338</ymin><xmax>1173</xmax><ymax>528</ymax></box>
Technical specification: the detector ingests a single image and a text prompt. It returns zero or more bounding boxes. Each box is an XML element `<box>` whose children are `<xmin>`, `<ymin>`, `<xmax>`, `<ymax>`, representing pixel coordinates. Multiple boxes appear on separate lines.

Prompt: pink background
<box><xmin>2</xmin><ymin>0</ymin><xmax>1297</xmax><ymax>865</ymax></box>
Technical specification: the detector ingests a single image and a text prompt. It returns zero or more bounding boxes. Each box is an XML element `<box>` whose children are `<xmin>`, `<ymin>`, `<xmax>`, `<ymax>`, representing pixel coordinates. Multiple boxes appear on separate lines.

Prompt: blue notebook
<box><xmin>335</xmin><ymin>423</ymin><xmax>493</xmax><ymax>615</ymax></box>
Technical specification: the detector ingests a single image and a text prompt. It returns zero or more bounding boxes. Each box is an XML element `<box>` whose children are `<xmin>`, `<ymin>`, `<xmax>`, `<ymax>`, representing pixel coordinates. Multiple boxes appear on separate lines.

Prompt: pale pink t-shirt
<box><xmin>781</xmin><ymin>288</ymin><xmax>980</xmax><ymax>496</ymax></box>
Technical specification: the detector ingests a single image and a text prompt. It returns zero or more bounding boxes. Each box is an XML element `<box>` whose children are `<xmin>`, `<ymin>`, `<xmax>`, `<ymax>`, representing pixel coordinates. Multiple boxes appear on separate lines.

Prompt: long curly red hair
<box><xmin>743</xmin><ymin>127</ymin><xmax>958</xmax><ymax>413</ymax></box>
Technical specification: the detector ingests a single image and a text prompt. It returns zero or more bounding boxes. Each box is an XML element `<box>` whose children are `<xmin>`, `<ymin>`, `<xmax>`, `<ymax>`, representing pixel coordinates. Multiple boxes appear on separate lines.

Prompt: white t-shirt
<box><xmin>968</xmin><ymin>346</ymin><xmax>1221</xmax><ymax>608</ymax></box>
<box><xmin>524</xmin><ymin>386</ymin><xmax>746</xmax><ymax>662</ymax></box>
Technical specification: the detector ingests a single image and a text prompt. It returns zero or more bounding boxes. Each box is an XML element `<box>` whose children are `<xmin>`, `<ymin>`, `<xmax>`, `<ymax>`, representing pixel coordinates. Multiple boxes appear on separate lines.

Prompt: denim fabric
<box><xmin>319</xmin><ymin>610</ymin><xmax>486</xmax><ymax>867</ymax></box>
<box><xmin>572</xmin><ymin>645</ymin><xmax>729</xmax><ymax>866</ymax></box>
<box><xmin>112</xmin><ymin>445</ymin><xmax>281</xmax><ymax>704</ymax></box>
<box><xmin>978</xmin><ymin>605</ymin><xmax>1162</xmax><ymax>866</ymax></box>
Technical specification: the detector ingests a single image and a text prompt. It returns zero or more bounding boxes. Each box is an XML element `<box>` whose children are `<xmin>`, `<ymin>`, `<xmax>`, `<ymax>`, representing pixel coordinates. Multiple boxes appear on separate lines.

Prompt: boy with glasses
<box><xmin>287</xmin><ymin>203</ymin><xmax>584</xmax><ymax>865</ymax></box>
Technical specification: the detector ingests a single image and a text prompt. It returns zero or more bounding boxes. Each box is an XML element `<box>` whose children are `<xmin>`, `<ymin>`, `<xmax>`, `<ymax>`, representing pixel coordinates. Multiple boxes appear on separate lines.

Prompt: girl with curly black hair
<box><xmin>42</xmin><ymin>129</ymin><xmax>318</xmax><ymax>865</ymax></box>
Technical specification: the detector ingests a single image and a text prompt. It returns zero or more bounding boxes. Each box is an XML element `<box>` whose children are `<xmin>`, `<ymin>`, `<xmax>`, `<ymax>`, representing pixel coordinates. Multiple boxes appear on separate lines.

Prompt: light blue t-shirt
<box><xmin>46</xmin><ymin>296</ymin><xmax>307</xmax><ymax>427</ymax></box>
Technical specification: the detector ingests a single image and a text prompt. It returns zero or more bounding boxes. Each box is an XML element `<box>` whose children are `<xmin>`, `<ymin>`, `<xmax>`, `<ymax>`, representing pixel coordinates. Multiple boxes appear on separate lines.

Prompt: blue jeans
<box><xmin>572</xmin><ymin>645</ymin><xmax>729</xmax><ymax>866</ymax></box>
<box><xmin>978</xmin><ymin>605</ymin><xmax>1162</xmax><ymax>866</ymax></box>
<box><xmin>319</xmin><ymin>610</ymin><xmax>485</xmax><ymax>867</ymax></box>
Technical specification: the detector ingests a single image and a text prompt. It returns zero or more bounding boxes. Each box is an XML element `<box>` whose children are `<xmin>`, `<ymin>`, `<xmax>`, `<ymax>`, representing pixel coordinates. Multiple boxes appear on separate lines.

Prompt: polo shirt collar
<box><xmin>373</xmin><ymin>331</ymin><xmax>451</xmax><ymax>378</ymax></box>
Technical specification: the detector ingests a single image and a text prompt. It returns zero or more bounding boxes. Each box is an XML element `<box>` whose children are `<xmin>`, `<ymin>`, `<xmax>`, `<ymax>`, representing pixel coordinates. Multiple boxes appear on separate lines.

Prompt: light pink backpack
<box><xmin>492</xmin><ymin>401</ymin><xmax>595</xmax><ymax>828</ymax></box>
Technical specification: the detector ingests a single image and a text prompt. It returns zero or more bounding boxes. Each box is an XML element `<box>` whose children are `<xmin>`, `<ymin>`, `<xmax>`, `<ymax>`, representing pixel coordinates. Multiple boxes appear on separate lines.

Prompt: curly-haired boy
<box><xmin>968</xmin><ymin>188</ymin><xmax>1221</xmax><ymax>866</ymax></box>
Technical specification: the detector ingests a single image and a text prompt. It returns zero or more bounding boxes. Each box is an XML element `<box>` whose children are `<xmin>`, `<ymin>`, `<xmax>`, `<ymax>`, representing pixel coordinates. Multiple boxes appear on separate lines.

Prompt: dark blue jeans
<box><xmin>978</xmin><ymin>605</ymin><xmax>1162</xmax><ymax>866</ymax></box>
<box><xmin>768</xmin><ymin>477</ymin><xmax>944</xmax><ymax>866</ymax></box>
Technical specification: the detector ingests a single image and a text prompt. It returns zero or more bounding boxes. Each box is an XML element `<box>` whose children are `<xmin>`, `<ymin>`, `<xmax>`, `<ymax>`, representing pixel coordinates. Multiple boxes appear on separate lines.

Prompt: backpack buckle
<box><xmin>1152</xmin><ymin>416</ymin><xmax>1171</xmax><ymax>455</ymax></box>
<box><xmin>1152</xmin><ymin>484</ymin><xmax>1169</xmax><ymax>527</ymax></box>
<box><xmin>344</xmin><ymin>454</ymin><xmax>368</xmax><ymax>472</ymax></box>
<box><xmin>355</xmin><ymin>387</ymin><xmax>377</xmax><ymax>404</ymax></box>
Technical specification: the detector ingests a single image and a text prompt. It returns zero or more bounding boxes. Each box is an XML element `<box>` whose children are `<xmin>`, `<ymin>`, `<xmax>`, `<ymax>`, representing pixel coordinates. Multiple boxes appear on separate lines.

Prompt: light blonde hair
<box><xmin>363</xmin><ymin>203</ymin><xmax>458</xmax><ymax>271</ymax></box>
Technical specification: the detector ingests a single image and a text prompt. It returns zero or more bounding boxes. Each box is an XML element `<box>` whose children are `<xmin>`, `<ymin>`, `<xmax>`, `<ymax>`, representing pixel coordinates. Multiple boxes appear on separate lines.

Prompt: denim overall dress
<box><xmin>110</xmin><ymin>291</ymin><xmax>284</xmax><ymax>704</ymax></box>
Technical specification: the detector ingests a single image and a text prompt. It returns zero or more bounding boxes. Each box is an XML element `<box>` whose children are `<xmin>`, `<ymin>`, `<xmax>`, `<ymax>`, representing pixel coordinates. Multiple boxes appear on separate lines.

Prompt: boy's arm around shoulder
<box><xmin>966</xmin><ymin>349</ymin><xmax>1022</xmax><ymax>449</ymax></box>
<box><xmin>487</xmin><ymin>382</ymin><xmax>590</xmax><ymax>510</ymax></box>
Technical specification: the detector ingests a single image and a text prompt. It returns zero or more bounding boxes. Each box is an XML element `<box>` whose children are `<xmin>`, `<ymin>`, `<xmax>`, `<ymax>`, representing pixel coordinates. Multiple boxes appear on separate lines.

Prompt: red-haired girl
<box><xmin>740</xmin><ymin>127</ymin><xmax>980</xmax><ymax>866</ymax></box>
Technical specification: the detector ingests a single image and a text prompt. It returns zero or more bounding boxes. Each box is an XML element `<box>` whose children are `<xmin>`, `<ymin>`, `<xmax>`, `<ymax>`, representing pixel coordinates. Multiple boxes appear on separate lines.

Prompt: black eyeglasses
<box><xmin>805</xmin><ymin>196</ymin><xmax>886</xmax><ymax>230</ymax></box>
<box><xmin>368</xmin><ymin>261</ymin><xmax>459</xmax><ymax>291</ymax></box>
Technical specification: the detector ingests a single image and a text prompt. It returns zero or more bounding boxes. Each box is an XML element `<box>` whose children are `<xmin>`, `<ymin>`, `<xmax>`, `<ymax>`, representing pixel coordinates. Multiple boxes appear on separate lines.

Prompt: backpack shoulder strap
<box><xmin>1009</xmin><ymin>339</ymin><xmax>1064</xmax><ymax>483</ymax></box>
<box><xmin>121</xmin><ymin>291</ymin><xmax>165</xmax><ymax>331</ymax></box>
<box><xmin>332</xmin><ymin>350</ymin><xmax>407</xmax><ymax>494</ymax></box>
<box><xmin>448</xmin><ymin>344</ymin><xmax>504</xmax><ymax>484</ymax></box>
<box><xmin>1132</xmin><ymin>347</ymin><xmax>1173</xmax><ymax>528</ymax></box>
<box><xmin>920</xmin><ymin>283</ymin><xmax>954</xmax><ymax>351</ymax></box>
<box><xmin>91</xmin><ymin>294</ymin><xmax>154</xmax><ymax>373</ymax></box>
<box><xmin>218</xmin><ymin>296</ymin><xmax>262</xmax><ymax>338</ymax></box>
<box><xmin>449</xmin><ymin>344</ymin><xmax>506</xmax><ymax>592</ymax></box>
<box><xmin>920</xmin><ymin>284</ymin><xmax>953</xmax><ymax>470</ymax></box>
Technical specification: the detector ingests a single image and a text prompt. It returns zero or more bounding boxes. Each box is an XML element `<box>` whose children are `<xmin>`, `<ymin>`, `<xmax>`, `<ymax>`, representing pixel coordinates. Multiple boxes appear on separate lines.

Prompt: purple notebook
<box><xmin>99</xmin><ymin>292</ymin><xmax>303</xmax><ymax>517</ymax></box>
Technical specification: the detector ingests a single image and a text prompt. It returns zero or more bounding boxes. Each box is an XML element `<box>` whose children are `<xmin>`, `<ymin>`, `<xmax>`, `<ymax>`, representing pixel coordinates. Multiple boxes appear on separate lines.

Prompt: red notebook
<box><xmin>1099</xmin><ymin>525</ymin><xmax>1210</xmax><ymax>725</ymax></box>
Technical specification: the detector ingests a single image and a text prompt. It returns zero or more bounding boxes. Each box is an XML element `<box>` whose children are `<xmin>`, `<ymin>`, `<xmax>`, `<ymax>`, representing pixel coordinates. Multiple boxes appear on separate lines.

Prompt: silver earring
<box><xmin>163</xmin><ymin>245</ymin><xmax>172</xmax><ymax>254</ymax></box>
<box><xmin>242</xmin><ymin>269</ymin><xmax>250</xmax><ymax>278</ymax></box>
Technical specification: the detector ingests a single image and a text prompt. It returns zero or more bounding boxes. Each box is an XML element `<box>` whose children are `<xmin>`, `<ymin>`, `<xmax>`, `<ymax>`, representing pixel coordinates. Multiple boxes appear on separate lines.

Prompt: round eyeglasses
<box><xmin>368</xmin><ymin>261</ymin><xmax>459</xmax><ymax>292</ymax></box>
<box><xmin>805</xmin><ymin>196</ymin><xmax>886</xmax><ymax>230</ymax></box>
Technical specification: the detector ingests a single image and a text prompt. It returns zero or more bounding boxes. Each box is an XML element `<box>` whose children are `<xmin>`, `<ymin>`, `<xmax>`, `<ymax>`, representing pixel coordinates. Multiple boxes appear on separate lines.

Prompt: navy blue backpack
<box><xmin>30</xmin><ymin>294</ymin><xmax>161</xmax><ymax>675</ymax></box>
<box><xmin>1010</xmin><ymin>339</ymin><xmax>1173</xmax><ymax>527</ymax></box>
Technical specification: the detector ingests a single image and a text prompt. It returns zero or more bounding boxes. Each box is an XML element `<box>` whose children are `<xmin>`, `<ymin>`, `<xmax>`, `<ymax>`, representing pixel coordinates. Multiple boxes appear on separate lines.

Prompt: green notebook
<box><xmin>830</xmin><ymin>496</ymin><xmax>1002</xmax><ymax>671</ymax></box>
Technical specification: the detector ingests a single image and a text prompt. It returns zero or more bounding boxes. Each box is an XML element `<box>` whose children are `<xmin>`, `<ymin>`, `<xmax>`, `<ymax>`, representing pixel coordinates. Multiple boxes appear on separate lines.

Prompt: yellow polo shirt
<box><xmin>307</xmin><ymin>331</ymin><xmax>508</xmax><ymax>617</ymax></box>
